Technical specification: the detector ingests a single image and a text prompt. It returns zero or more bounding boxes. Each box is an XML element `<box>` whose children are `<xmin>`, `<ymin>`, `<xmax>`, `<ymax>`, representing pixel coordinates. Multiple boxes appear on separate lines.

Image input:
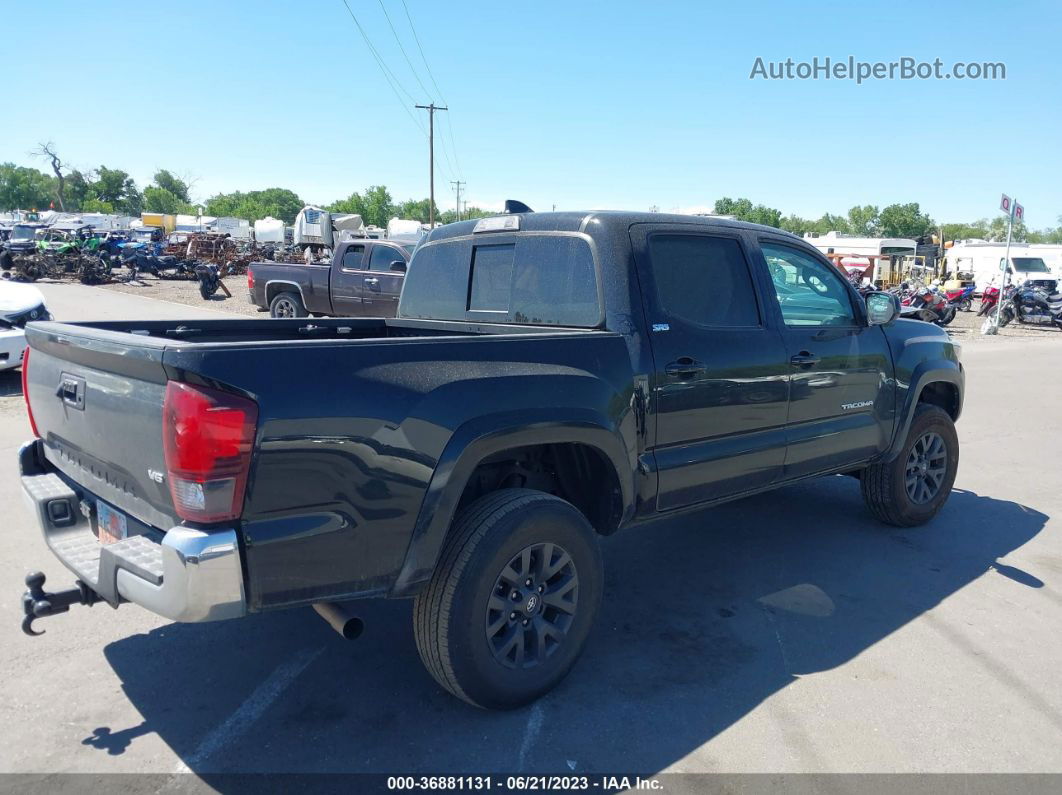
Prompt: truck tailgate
<box><xmin>24</xmin><ymin>324</ymin><xmax>179</xmax><ymax>531</ymax></box>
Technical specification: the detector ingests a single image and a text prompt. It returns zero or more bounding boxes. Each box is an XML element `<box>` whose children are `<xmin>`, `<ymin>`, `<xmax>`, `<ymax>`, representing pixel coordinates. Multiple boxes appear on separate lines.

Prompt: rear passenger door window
<box><xmin>647</xmin><ymin>234</ymin><xmax>761</xmax><ymax>327</ymax></box>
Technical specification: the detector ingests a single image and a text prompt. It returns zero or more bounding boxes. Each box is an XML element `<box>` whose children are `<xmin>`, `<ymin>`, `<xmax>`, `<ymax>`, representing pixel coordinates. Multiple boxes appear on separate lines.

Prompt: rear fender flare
<box><xmin>390</xmin><ymin>411</ymin><xmax>634</xmax><ymax>596</ymax></box>
<box><xmin>264</xmin><ymin>280</ymin><xmax>306</xmax><ymax>307</ymax></box>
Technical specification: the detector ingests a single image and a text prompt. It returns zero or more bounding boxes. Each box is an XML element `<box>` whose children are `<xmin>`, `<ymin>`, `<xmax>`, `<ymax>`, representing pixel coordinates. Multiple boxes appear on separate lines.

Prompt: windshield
<box><xmin>11</xmin><ymin>225</ymin><xmax>35</xmax><ymax>241</ymax></box>
<box><xmin>132</xmin><ymin>229</ymin><xmax>155</xmax><ymax>241</ymax></box>
<box><xmin>1011</xmin><ymin>257</ymin><xmax>1050</xmax><ymax>273</ymax></box>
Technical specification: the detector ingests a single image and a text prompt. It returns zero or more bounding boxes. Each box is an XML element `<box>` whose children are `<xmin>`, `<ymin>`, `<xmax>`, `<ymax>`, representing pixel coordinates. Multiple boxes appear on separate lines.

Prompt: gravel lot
<box><xmin>100</xmin><ymin>274</ymin><xmax>261</xmax><ymax>317</ymax></box>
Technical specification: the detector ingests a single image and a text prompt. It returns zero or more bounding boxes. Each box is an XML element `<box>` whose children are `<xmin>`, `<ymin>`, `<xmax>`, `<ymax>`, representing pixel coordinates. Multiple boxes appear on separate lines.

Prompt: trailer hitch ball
<box><xmin>21</xmin><ymin>571</ymin><xmax>99</xmax><ymax>637</ymax></box>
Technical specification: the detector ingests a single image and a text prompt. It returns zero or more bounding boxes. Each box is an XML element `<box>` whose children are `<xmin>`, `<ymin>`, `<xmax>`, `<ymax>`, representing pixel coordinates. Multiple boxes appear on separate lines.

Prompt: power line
<box><xmin>337</xmin><ymin>1</ymin><xmax>455</xmax><ymax>191</ymax></box>
<box><xmin>338</xmin><ymin>0</ymin><xmax>426</xmax><ymax>136</ymax></box>
<box><xmin>401</xmin><ymin>0</ymin><xmax>447</xmax><ymax>102</ymax></box>
<box><xmin>377</xmin><ymin>0</ymin><xmax>433</xmax><ymax>102</ymax></box>
<box><xmin>400</xmin><ymin>0</ymin><xmax>463</xmax><ymax>178</ymax></box>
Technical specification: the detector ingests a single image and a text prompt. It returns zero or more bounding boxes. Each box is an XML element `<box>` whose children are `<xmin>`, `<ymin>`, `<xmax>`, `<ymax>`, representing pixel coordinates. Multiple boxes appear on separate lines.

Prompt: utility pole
<box><xmin>415</xmin><ymin>103</ymin><xmax>448</xmax><ymax>227</ymax></box>
<box><xmin>451</xmin><ymin>180</ymin><xmax>466</xmax><ymax>222</ymax></box>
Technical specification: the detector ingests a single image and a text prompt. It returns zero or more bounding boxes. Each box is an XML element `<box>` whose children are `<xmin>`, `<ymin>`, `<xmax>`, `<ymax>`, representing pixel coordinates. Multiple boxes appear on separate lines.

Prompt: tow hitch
<box><xmin>21</xmin><ymin>571</ymin><xmax>101</xmax><ymax>636</ymax></box>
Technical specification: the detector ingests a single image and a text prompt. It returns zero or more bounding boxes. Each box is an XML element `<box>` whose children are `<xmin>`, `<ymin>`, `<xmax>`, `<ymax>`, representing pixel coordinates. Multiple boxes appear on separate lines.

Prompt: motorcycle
<box><xmin>900</xmin><ymin>285</ymin><xmax>956</xmax><ymax>326</ymax></box>
<box><xmin>977</xmin><ymin>284</ymin><xmax>1016</xmax><ymax>317</ymax></box>
<box><xmin>943</xmin><ymin>284</ymin><xmax>975</xmax><ymax>312</ymax></box>
<box><xmin>194</xmin><ymin>263</ymin><xmax>232</xmax><ymax>300</ymax></box>
<box><xmin>998</xmin><ymin>285</ymin><xmax>1062</xmax><ymax>330</ymax></box>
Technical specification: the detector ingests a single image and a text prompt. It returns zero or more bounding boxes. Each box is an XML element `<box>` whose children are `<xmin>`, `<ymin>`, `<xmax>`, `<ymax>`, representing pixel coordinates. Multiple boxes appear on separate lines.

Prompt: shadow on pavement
<box><xmin>94</xmin><ymin>478</ymin><xmax>1046</xmax><ymax>778</ymax></box>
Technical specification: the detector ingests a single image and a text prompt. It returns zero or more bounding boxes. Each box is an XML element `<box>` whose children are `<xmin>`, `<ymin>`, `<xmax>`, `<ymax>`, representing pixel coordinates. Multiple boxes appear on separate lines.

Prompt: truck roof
<box><xmin>423</xmin><ymin>210</ymin><xmax>804</xmax><ymax>245</ymax></box>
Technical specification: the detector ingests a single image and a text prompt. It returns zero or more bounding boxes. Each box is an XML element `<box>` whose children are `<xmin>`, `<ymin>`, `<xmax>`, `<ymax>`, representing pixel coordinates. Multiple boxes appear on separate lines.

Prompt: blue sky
<box><xmin>4</xmin><ymin>0</ymin><xmax>1060</xmax><ymax>227</ymax></box>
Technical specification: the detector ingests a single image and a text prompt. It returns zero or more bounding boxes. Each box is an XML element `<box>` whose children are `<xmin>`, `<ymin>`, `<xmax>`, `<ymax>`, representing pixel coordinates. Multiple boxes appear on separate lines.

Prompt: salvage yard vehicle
<box><xmin>17</xmin><ymin>210</ymin><xmax>964</xmax><ymax>709</ymax></box>
<box><xmin>0</xmin><ymin>282</ymin><xmax>51</xmax><ymax>370</ymax></box>
<box><xmin>247</xmin><ymin>237</ymin><xmax>413</xmax><ymax>317</ymax></box>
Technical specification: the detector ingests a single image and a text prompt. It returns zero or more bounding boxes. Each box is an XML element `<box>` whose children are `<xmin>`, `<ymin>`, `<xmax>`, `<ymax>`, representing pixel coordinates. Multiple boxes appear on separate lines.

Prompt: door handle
<box><xmin>665</xmin><ymin>357</ymin><xmax>707</xmax><ymax>377</ymax></box>
<box><xmin>363</xmin><ymin>277</ymin><xmax>379</xmax><ymax>285</ymax></box>
<box><xmin>790</xmin><ymin>352</ymin><xmax>820</xmax><ymax>367</ymax></box>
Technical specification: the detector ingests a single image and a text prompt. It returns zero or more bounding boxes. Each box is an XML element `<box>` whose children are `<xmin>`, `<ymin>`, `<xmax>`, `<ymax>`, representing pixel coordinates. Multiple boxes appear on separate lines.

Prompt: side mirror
<box><xmin>390</xmin><ymin>260</ymin><xmax>407</xmax><ymax>273</ymax></box>
<box><xmin>865</xmin><ymin>291</ymin><xmax>900</xmax><ymax>326</ymax></box>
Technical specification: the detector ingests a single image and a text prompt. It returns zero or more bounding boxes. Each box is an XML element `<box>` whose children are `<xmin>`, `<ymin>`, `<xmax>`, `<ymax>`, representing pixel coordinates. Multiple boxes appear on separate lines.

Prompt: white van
<box><xmin>945</xmin><ymin>243</ymin><xmax>1057</xmax><ymax>293</ymax></box>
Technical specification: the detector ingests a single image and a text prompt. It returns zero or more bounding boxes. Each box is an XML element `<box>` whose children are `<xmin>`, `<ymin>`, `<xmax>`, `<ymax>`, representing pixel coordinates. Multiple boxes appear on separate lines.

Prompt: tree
<box><xmin>0</xmin><ymin>163</ymin><xmax>56</xmax><ymax>210</ymax></box>
<box><xmin>396</xmin><ymin>198</ymin><xmax>440</xmax><ymax>224</ymax></box>
<box><xmin>780</xmin><ymin>215</ymin><xmax>815</xmax><ymax>236</ymax></box>
<box><xmin>65</xmin><ymin>169</ymin><xmax>94</xmax><ymax>210</ymax></box>
<box><xmin>152</xmin><ymin>170</ymin><xmax>191</xmax><ymax>203</ymax></box>
<box><xmin>143</xmin><ymin>186</ymin><xmax>196</xmax><ymax>215</ymax></box>
<box><xmin>205</xmin><ymin>188</ymin><xmax>303</xmax><ymax>224</ymax></box>
<box><xmin>986</xmin><ymin>215</ymin><xmax>1029</xmax><ymax>242</ymax></box>
<box><xmin>91</xmin><ymin>166</ymin><xmax>142</xmax><ymax>215</ymax></box>
<box><xmin>327</xmin><ymin>185</ymin><xmax>394</xmax><ymax>227</ymax></box>
<box><xmin>33</xmin><ymin>142</ymin><xmax>67</xmax><ymax>211</ymax></box>
<box><xmin>940</xmin><ymin>220</ymin><xmax>989</xmax><ymax>242</ymax></box>
<box><xmin>879</xmin><ymin>202</ymin><xmax>933</xmax><ymax>239</ymax></box>
<box><xmin>438</xmin><ymin>206</ymin><xmax>496</xmax><ymax>224</ymax></box>
<box><xmin>846</xmin><ymin>205</ymin><xmax>881</xmax><ymax>236</ymax></box>
<box><xmin>713</xmin><ymin>197</ymin><xmax>782</xmax><ymax>227</ymax></box>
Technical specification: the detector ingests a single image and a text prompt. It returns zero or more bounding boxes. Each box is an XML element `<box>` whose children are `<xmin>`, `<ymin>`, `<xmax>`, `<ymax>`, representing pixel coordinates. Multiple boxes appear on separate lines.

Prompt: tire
<box><xmin>413</xmin><ymin>488</ymin><xmax>603</xmax><ymax>710</ymax></box>
<box><xmin>937</xmin><ymin>307</ymin><xmax>956</xmax><ymax>326</ymax></box>
<box><xmin>960</xmin><ymin>298</ymin><xmax>972</xmax><ymax>312</ymax></box>
<box><xmin>269</xmin><ymin>291</ymin><xmax>307</xmax><ymax>318</ymax></box>
<box><xmin>860</xmin><ymin>404</ymin><xmax>958</xmax><ymax>527</ymax></box>
<box><xmin>999</xmin><ymin>308</ymin><xmax>1013</xmax><ymax>328</ymax></box>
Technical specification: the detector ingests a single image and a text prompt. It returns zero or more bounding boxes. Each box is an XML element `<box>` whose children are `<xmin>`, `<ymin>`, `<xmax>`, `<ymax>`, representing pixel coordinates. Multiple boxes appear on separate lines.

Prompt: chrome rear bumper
<box><xmin>19</xmin><ymin>440</ymin><xmax>246</xmax><ymax>622</ymax></box>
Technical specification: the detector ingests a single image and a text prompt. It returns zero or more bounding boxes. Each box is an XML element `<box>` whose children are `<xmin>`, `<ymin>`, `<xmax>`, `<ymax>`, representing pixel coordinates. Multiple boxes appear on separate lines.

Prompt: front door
<box><xmin>632</xmin><ymin>225</ymin><xmax>791</xmax><ymax>510</ymax></box>
<box><xmin>329</xmin><ymin>243</ymin><xmax>369</xmax><ymax>315</ymax></box>
<box><xmin>362</xmin><ymin>244</ymin><xmax>407</xmax><ymax>317</ymax></box>
<box><xmin>755</xmin><ymin>238</ymin><xmax>896</xmax><ymax>478</ymax></box>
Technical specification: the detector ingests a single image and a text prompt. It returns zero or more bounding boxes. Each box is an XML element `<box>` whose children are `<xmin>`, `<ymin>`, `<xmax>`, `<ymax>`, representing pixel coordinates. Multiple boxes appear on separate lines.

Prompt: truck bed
<box><xmin>23</xmin><ymin>316</ymin><xmax>631</xmax><ymax>608</ymax></box>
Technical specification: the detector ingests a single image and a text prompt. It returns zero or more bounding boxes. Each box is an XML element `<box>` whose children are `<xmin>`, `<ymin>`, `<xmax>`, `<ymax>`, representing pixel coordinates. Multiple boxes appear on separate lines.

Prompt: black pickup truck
<box><xmin>247</xmin><ymin>238</ymin><xmax>413</xmax><ymax>318</ymax></box>
<box><xmin>18</xmin><ymin>211</ymin><xmax>963</xmax><ymax>709</ymax></box>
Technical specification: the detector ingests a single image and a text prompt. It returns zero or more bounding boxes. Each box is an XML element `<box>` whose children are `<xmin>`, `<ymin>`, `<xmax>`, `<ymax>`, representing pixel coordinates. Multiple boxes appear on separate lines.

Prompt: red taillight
<box><xmin>22</xmin><ymin>346</ymin><xmax>40</xmax><ymax>438</ymax></box>
<box><xmin>247</xmin><ymin>270</ymin><xmax>255</xmax><ymax>290</ymax></box>
<box><xmin>163</xmin><ymin>381</ymin><xmax>258</xmax><ymax>523</ymax></box>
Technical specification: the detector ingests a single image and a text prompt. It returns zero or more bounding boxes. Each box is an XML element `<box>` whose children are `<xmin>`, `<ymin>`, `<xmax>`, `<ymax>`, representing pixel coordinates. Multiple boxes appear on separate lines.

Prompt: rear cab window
<box><xmin>399</xmin><ymin>232</ymin><xmax>602</xmax><ymax>327</ymax></box>
<box><xmin>340</xmin><ymin>245</ymin><xmax>366</xmax><ymax>271</ymax></box>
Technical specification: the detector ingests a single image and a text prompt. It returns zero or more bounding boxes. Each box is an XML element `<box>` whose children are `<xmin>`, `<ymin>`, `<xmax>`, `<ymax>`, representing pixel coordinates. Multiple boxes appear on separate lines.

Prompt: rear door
<box><xmin>363</xmin><ymin>243</ymin><xmax>407</xmax><ymax>317</ymax></box>
<box><xmin>632</xmin><ymin>224</ymin><xmax>791</xmax><ymax>510</ymax></box>
<box><xmin>329</xmin><ymin>243</ymin><xmax>369</xmax><ymax>316</ymax></box>
<box><xmin>753</xmin><ymin>236</ymin><xmax>896</xmax><ymax>477</ymax></box>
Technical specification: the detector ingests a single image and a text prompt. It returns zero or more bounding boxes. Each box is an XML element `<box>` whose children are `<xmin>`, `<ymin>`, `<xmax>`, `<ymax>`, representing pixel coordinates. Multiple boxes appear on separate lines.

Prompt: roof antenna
<box><xmin>504</xmin><ymin>200</ymin><xmax>534</xmax><ymax>214</ymax></box>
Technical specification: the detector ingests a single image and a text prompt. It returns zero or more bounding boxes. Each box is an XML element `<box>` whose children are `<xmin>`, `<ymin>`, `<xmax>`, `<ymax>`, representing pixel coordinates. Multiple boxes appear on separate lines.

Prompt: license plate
<box><xmin>96</xmin><ymin>500</ymin><xmax>127</xmax><ymax>545</ymax></box>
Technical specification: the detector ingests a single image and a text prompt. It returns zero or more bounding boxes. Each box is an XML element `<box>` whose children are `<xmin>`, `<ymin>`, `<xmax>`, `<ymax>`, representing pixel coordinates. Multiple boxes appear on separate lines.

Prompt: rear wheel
<box><xmin>269</xmin><ymin>291</ymin><xmax>307</xmax><ymax>318</ymax></box>
<box><xmin>413</xmin><ymin>489</ymin><xmax>603</xmax><ymax>710</ymax></box>
<box><xmin>861</xmin><ymin>404</ymin><xmax>958</xmax><ymax>527</ymax></box>
<box><xmin>960</xmin><ymin>297</ymin><xmax>972</xmax><ymax>312</ymax></box>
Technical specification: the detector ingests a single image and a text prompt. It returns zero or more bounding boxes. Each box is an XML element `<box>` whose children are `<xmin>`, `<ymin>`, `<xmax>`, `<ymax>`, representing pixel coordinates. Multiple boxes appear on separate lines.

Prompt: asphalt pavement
<box><xmin>0</xmin><ymin>284</ymin><xmax>1059</xmax><ymax>779</ymax></box>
